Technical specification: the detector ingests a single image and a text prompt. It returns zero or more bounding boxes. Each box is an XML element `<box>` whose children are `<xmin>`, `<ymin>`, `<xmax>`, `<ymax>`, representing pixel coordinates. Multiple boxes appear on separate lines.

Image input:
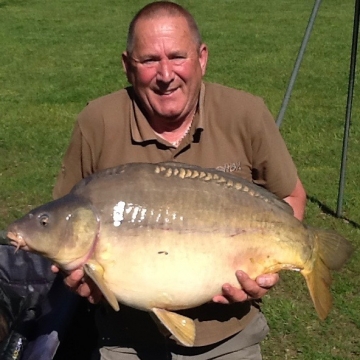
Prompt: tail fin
<box><xmin>302</xmin><ymin>228</ymin><xmax>354</xmax><ymax>320</ymax></box>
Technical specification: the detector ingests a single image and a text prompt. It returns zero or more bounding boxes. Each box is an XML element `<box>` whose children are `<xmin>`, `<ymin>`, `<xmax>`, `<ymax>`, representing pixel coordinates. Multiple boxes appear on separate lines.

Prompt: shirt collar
<box><xmin>130</xmin><ymin>82</ymin><xmax>206</xmax><ymax>144</ymax></box>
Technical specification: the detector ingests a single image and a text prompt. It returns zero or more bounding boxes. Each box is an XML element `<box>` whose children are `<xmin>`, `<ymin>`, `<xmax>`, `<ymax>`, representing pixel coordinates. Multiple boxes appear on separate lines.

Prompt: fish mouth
<box><xmin>6</xmin><ymin>231</ymin><xmax>30</xmax><ymax>251</ymax></box>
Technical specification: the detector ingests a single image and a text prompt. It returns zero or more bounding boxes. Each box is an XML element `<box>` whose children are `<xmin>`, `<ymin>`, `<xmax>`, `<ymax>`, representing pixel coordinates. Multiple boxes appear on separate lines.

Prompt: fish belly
<box><xmin>94</xmin><ymin>229</ymin><xmax>306</xmax><ymax>311</ymax></box>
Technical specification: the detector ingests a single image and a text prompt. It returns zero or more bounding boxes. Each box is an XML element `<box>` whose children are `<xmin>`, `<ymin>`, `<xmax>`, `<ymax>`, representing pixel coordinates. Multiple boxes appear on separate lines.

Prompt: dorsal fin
<box><xmin>155</xmin><ymin>162</ymin><xmax>294</xmax><ymax>216</ymax></box>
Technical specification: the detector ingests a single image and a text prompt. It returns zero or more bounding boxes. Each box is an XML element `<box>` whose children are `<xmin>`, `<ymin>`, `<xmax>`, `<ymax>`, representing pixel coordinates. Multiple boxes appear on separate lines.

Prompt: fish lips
<box><xmin>6</xmin><ymin>228</ymin><xmax>31</xmax><ymax>252</ymax></box>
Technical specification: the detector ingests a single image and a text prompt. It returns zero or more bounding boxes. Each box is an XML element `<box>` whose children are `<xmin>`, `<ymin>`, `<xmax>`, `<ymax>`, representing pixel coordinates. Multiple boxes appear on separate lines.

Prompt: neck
<box><xmin>151</xmin><ymin>111</ymin><xmax>195</xmax><ymax>146</ymax></box>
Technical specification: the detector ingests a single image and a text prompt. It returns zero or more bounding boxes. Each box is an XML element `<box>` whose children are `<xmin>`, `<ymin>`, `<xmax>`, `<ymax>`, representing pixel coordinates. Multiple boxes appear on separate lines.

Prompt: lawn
<box><xmin>0</xmin><ymin>0</ymin><xmax>359</xmax><ymax>359</ymax></box>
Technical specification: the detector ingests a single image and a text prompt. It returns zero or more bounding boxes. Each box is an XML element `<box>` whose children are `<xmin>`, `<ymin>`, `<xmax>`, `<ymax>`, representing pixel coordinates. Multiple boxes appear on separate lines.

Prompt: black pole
<box><xmin>276</xmin><ymin>0</ymin><xmax>323</xmax><ymax>128</ymax></box>
<box><xmin>336</xmin><ymin>0</ymin><xmax>360</xmax><ymax>217</ymax></box>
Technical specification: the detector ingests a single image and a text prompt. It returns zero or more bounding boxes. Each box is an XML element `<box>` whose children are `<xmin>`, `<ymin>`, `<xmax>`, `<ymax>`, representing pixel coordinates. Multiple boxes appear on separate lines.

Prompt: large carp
<box><xmin>7</xmin><ymin>162</ymin><xmax>353</xmax><ymax>346</ymax></box>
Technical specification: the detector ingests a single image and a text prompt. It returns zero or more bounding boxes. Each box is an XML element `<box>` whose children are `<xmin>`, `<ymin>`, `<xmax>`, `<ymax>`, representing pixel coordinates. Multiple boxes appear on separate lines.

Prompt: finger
<box><xmin>212</xmin><ymin>284</ymin><xmax>248</xmax><ymax>304</ymax></box>
<box><xmin>88</xmin><ymin>290</ymin><xmax>103</xmax><ymax>304</ymax></box>
<box><xmin>88</xmin><ymin>295</ymin><xmax>96</xmax><ymax>304</ymax></box>
<box><xmin>235</xmin><ymin>271</ymin><xmax>266</xmax><ymax>299</ymax></box>
<box><xmin>77</xmin><ymin>277</ymin><xmax>103</xmax><ymax>303</ymax></box>
<box><xmin>77</xmin><ymin>282</ymin><xmax>92</xmax><ymax>298</ymax></box>
<box><xmin>64</xmin><ymin>269</ymin><xmax>84</xmax><ymax>288</ymax></box>
<box><xmin>223</xmin><ymin>283</ymin><xmax>249</xmax><ymax>302</ymax></box>
<box><xmin>51</xmin><ymin>265</ymin><xmax>60</xmax><ymax>274</ymax></box>
<box><xmin>212</xmin><ymin>271</ymin><xmax>279</xmax><ymax>304</ymax></box>
<box><xmin>255</xmin><ymin>273</ymin><xmax>280</xmax><ymax>289</ymax></box>
<box><xmin>212</xmin><ymin>294</ymin><xmax>230</xmax><ymax>304</ymax></box>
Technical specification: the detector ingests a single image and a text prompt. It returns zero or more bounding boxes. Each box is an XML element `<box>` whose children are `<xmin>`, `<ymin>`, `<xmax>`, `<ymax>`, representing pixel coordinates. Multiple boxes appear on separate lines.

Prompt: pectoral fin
<box><xmin>151</xmin><ymin>308</ymin><xmax>195</xmax><ymax>347</ymax></box>
<box><xmin>84</xmin><ymin>262</ymin><xmax>119</xmax><ymax>311</ymax></box>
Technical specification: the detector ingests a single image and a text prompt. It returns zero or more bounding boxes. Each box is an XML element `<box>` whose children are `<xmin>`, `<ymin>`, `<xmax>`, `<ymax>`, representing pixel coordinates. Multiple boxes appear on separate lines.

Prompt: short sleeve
<box><xmin>250</xmin><ymin>100</ymin><xmax>298</xmax><ymax>199</ymax></box>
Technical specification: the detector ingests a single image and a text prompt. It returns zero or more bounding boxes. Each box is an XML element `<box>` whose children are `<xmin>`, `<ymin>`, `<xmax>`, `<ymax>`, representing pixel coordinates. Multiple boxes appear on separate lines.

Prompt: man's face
<box><xmin>122</xmin><ymin>16</ymin><xmax>208</xmax><ymax>123</ymax></box>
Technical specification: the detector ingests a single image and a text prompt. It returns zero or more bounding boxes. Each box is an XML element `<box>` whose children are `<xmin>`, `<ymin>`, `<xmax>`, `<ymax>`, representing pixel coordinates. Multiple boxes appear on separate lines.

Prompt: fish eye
<box><xmin>39</xmin><ymin>214</ymin><xmax>49</xmax><ymax>227</ymax></box>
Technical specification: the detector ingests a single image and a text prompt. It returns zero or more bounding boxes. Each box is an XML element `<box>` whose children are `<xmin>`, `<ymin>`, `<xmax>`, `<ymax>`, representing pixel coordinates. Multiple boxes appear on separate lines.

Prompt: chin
<box><xmin>152</xmin><ymin>106</ymin><xmax>182</xmax><ymax>119</ymax></box>
<box><xmin>157</xmin><ymin>113</ymin><xmax>183</xmax><ymax>121</ymax></box>
<box><xmin>152</xmin><ymin>100</ymin><xmax>185</xmax><ymax>117</ymax></box>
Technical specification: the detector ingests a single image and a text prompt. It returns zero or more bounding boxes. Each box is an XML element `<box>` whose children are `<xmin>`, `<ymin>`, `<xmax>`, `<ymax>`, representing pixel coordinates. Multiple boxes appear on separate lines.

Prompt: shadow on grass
<box><xmin>307</xmin><ymin>195</ymin><xmax>360</xmax><ymax>230</ymax></box>
<box><xmin>0</xmin><ymin>0</ymin><xmax>29</xmax><ymax>8</ymax></box>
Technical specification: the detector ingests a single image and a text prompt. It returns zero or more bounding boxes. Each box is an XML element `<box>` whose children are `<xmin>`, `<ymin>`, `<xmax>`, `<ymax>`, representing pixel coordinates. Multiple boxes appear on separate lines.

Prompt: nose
<box><xmin>156</xmin><ymin>59</ymin><xmax>174</xmax><ymax>83</ymax></box>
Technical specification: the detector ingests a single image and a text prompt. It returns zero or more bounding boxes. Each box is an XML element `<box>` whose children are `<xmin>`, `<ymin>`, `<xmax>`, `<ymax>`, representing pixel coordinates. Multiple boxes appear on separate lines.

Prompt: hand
<box><xmin>212</xmin><ymin>270</ymin><xmax>279</xmax><ymax>304</ymax></box>
<box><xmin>51</xmin><ymin>265</ymin><xmax>102</xmax><ymax>304</ymax></box>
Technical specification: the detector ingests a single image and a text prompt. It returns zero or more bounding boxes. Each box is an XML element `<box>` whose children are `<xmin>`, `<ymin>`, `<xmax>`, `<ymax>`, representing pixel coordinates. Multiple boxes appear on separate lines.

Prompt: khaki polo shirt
<box><xmin>53</xmin><ymin>82</ymin><xmax>297</xmax><ymax>199</ymax></box>
<box><xmin>53</xmin><ymin>82</ymin><xmax>298</xmax><ymax>347</ymax></box>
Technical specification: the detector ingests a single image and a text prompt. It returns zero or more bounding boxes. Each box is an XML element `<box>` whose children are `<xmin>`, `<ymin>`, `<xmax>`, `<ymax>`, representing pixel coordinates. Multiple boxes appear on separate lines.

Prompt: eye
<box><xmin>39</xmin><ymin>214</ymin><xmax>49</xmax><ymax>227</ymax></box>
<box><xmin>170</xmin><ymin>54</ymin><xmax>186</xmax><ymax>65</ymax></box>
<box><xmin>142</xmin><ymin>58</ymin><xmax>158</xmax><ymax>67</ymax></box>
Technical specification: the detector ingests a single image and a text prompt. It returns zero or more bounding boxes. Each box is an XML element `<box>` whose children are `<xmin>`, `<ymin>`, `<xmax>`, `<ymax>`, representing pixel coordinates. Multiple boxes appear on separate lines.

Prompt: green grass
<box><xmin>1</xmin><ymin>0</ymin><xmax>359</xmax><ymax>359</ymax></box>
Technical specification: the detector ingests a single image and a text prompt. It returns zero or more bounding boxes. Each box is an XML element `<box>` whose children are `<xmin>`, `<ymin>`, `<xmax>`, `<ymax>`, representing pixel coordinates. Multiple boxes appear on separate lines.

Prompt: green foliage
<box><xmin>0</xmin><ymin>0</ymin><xmax>359</xmax><ymax>358</ymax></box>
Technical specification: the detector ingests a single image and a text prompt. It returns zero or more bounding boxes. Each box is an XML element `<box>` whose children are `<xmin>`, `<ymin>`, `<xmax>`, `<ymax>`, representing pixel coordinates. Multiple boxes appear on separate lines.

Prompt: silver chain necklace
<box><xmin>171</xmin><ymin>118</ymin><xmax>193</xmax><ymax>147</ymax></box>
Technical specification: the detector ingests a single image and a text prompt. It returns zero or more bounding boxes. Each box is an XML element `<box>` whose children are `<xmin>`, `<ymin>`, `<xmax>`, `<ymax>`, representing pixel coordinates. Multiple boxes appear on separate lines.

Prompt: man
<box><xmin>52</xmin><ymin>2</ymin><xmax>306</xmax><ymax>359</ymax></box>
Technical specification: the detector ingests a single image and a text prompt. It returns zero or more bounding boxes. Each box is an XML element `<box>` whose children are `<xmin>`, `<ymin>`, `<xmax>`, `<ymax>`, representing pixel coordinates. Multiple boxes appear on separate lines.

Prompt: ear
<box><xmin>122</xmin><ymin>51</ymin><xmax>132</xmax><ymax>84</ymax></box>
<box><xmin>198</xmin><ymin>44</ymin><xmax>208</xmax><ymax>76</ymax></box>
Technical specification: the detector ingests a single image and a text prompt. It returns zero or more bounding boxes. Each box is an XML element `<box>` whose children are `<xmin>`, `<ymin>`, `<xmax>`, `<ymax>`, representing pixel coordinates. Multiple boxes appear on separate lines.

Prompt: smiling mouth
<box><xmin>155</xmin><ymin>87</ymin><xmax>178</xmax><ymax>96</ymax></box>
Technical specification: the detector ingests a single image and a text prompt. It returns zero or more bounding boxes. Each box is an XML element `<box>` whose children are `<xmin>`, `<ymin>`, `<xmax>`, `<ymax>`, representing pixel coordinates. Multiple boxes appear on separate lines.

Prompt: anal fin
<box><xmin>84</xmin><ymin>262</ymin><xmax>120</xmax><ymax>311</ymax></box>
<box><xmin>151</xmin><ymin>308</ymin><xmax>196</xmax><ymax>347</ymax></box>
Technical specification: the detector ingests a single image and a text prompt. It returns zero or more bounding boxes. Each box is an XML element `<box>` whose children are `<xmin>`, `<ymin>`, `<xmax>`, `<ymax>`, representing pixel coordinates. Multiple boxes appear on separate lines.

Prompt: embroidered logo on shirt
<box><xmin>216</xmin><ymin>162</ymin><xmax>241</xmax><ymax>173</ymax></box>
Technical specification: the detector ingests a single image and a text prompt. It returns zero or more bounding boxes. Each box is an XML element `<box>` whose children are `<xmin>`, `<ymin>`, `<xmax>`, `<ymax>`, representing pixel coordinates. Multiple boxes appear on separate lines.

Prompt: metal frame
<box><xmin>337</xmin><ymin>0</ymin><xmax>360</xmax><ymax>216</ymax></box>
<box><xmin>276</xmin><ymin>0</ymin><xmax>359</xmax><ymax>218</ymax></box>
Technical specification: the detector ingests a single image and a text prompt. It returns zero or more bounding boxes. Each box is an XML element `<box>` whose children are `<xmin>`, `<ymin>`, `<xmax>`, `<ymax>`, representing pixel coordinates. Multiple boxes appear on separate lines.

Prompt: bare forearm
<box><xmin>284</xmin><ymin>177</ymin><xmax>307</xmax><ymax>221</ymax></box>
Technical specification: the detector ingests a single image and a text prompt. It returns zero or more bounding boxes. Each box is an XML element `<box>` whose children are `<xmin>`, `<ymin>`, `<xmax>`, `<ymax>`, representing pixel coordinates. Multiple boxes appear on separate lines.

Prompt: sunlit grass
<box><xmin>0</xmin><ymin>0</ymin><xmax>359</xmax><ymax>358</ymax></box>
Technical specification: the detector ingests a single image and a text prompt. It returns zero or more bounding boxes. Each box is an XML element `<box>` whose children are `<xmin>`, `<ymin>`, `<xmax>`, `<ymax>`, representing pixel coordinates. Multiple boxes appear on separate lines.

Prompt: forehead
<box><xmin>132</xmin><ymin>16</ymin><xmax>197</xmax><ymax>54</ymax></box>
